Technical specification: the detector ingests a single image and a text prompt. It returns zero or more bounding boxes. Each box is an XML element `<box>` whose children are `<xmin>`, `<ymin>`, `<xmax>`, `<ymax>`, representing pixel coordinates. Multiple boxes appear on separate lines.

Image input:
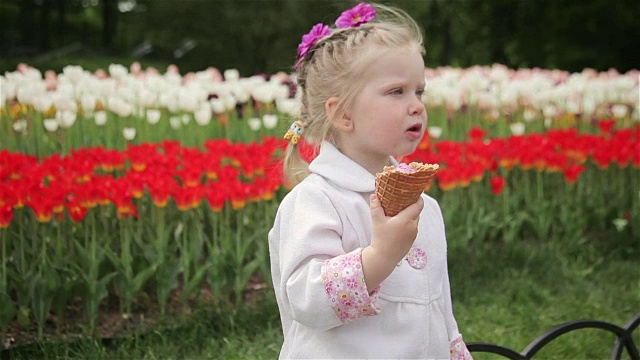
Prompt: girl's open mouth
<box><xmin>405</xmin><ymin>122</ymin><xmax>423</xmax><ymax>140</ymax></box>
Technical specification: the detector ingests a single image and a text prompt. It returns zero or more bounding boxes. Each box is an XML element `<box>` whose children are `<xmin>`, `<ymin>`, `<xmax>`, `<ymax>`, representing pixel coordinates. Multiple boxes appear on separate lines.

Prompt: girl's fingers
<box><xmin>370</xmin><ymin>194</ymin><xmax>386</xmax><ymax>222</ymax></box>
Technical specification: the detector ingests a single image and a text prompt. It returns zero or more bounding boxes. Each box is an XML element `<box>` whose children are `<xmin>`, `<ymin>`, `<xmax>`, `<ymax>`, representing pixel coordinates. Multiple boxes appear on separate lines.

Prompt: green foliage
<box><xmin>3</xmin><ymin>237</ymin><xmax>638</xmax><ymax>359</ymax></box>
<box><xmin>1</xmin><ymin>0</ymin><xmax>638</xmax><ymax>74</ymax></box>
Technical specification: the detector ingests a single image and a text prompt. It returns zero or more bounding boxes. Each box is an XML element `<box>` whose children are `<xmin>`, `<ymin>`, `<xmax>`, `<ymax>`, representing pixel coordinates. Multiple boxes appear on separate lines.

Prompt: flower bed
<box><xmin>0</xmin><ymin>63</ymin><xmax>638</xmax><ymax>347</ymax></box>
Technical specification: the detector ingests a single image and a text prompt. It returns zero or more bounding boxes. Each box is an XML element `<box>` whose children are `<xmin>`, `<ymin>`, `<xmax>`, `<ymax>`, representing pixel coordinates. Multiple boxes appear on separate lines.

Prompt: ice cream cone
<box><xmin>375</xmin><ymin>162</ymin><xmax>439</xmax><ymax>216</ymax></box>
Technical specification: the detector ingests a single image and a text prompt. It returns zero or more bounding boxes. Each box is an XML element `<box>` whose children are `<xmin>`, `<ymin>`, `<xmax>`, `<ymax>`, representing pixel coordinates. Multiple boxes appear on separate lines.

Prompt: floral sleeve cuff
<box><xmin>450</xmin><ymin>335</ymin><xmax>473</xmax><ymax>360</ymax></box>
<box><xmin>321</xmin><ymin>248</ymin><xmax>381</xmax><ymax>323</ymax></box>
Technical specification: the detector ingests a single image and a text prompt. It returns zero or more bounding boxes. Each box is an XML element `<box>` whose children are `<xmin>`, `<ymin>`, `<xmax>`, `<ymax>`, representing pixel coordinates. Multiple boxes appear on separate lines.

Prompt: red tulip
<box><xmin>0</xmin><ymin>205</ymin><xmax>13</xmax><ymax>228</ymax></box>
<box><xmin>29</xmin><ymin>197</ymin><xmax>55</xmax><ymax>223</ymax></box>
<box><xmin>598</xmin><ymin>118</ymin><xmax>615</xmax><ymax>136</ymax></box>
<box><xmin>436</xmin><ymin>169</ymin><xmax>457</xmax><ymax>192</ymax></box>
<box><xmin>468</xmin><ymin>127</ymin><xmax>487</xmax><ymax>142</ymax></box>
<box><xmin>204</xmin><ymin>183</ymin><xmax>226</xmax><ymax>212</ymax></box>
<box><xmin>110</xmin><ymin>179</ymin><xmax>137</xmax><ymax>218</ymax></box>
<box><xmin>99</xmin><ymin>148</ymin><xmax>126</xmax><ymax>172</ymax></box>
<box><xmin>490</xmin><ymin>176</ymin><xmax>506</xmax><ymax>196</ymax></box>
<box><xmin>66</xmin><ymin>195</ymin><xmax>88</xmax><ymax>223</ymax></box>
<box><xmin>147</xmin><ymin>175</ymin><xmax>177</xmax><ymax>208</ymax></box>
<box><xmin>562</xmin><ymin>164</ymin><xmax>585</xmax><ymax>184</ymax></box>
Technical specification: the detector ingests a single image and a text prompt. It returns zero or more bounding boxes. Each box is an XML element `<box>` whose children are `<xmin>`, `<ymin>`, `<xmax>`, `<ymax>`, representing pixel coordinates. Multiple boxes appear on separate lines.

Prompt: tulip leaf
<box><xmin>30</xmin><ymin>275</ymin><xmax>53</xmax><ymax>336</ymax></box>
<box><xmin>184</xmin><ymin>263</ymin><xmax>212</xmax><ymax>298</ymax></box>
<box><xmin>132</xmin><ymin>265</ymin><xmax>158</xmax><ymax>294</ymax></box>
<box><xmin>0</xmin><ymin>292</ymin><xmax>16</xmax><ymax>327</ymax></box>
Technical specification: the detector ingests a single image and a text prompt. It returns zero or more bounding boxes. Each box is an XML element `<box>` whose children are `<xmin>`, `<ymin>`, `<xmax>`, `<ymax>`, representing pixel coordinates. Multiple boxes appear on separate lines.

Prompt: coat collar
<box><xmin>308</xmin><ymin>141</ymin><xmax>398</xmax><ymax>193</ymax></box>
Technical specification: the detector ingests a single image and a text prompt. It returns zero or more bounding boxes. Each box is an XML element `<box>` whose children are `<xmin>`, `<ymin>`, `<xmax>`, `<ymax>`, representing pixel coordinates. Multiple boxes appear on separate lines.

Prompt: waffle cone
<box><xmin>375</xmin><ymin>162</ymin><xmax>439</xmax><ymax>216</ymax></box>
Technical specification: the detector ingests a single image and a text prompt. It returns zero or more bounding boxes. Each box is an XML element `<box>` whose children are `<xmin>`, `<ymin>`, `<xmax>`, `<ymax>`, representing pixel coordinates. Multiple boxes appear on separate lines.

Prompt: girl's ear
<box><xmin>325</xmin><ymin>96</ymin><xmax>353</xmax><ymax>132</ymax></box>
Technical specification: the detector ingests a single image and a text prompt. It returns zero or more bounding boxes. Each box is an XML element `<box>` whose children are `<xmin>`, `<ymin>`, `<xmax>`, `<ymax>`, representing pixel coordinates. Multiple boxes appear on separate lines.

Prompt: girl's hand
<box><xmin>361</xmin><ymin>194</ymin><xmax>424</xmax><ymax>291</ymax></box>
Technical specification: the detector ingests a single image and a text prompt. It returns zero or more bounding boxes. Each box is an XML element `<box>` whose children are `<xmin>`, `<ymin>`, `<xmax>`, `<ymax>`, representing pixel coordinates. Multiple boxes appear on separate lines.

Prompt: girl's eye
<box><xmin>390</xmin><ymin>88</ymin><xmax>403</xmax><ymax>95</ymax></box>
<box><xmin>416</xmin><ymin>88</ymin><xmax>425</xmax><ymax>97</ymax></box>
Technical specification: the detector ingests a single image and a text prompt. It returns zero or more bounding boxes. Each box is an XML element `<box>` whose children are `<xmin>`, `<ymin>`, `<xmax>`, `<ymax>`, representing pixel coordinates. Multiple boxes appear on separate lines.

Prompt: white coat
<box><xmin>269</xmin><ymin>141</ymin><xmax>467</xmax><ymax>359</ymax></box>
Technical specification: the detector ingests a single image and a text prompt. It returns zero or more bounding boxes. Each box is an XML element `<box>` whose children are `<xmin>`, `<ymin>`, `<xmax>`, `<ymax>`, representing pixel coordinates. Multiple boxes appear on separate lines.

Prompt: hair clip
<box><xmin>294</xmin><ymin>3</ymin><xmax>376</xmax><ymax>70</ymax></box>
<box><xmin>335</xmin><ymin>2</ymin><xmax>376</xmax><ymax>28</ymax></box>
<box><xmin>284</xmin><ymin>121</ymin><xmax>304</xmax><ymax>145</ymax></box>
<box><xmin>296</xmin><ymin>23</ymin><xmax>332</xmax><ymax>70</ymax></box>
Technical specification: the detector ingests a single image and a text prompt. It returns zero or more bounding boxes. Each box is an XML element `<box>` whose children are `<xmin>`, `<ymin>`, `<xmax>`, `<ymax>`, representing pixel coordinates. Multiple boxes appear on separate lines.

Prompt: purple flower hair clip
<box><xmin>295</xmin><ymin>23</ymin><xmax>332</xmax><ymax>70</ymax></box>
<box><xmin>335</xmin><ymin>2</ymin><xmax>376</xmax><ymax>29</ymax></box>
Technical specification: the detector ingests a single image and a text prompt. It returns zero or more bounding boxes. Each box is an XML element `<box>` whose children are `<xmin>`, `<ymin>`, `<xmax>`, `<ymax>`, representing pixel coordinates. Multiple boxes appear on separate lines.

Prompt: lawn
<box><xmin>5</xmin><ymin>234</ymin><xmax>638</xmax><ymax>359</ymax></box>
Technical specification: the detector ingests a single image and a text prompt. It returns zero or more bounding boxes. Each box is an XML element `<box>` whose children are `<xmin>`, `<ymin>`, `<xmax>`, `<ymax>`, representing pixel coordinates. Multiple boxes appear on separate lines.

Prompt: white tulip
<box><xmin>53</xmin><ymin>93</ymin><xmax>77</xmax><ymax>112</ymax></box>
<box><xmin>123</xmin><ymin>127</ymin><xmax>136</xmax><ymax>140</ymax></box>
<box><xmin>15</xmin><ymin>85</ymin><xmax>36</xmax><ymax>105</ymax></box>
<box><xmin>159</xmin><ymin>91</ymin><xmax>179</xmax><ymax>113</ymax></box>
<box><xmin>612</xmin><ymin>218</ymin><xmax>628</xmax><ymax>232</ymax></box>
<box><xmin>164</xmin><ymin>72</ymin><xmax>182</xmax><ymax>85</ymax></box>
<box><xmin>510</xmin><ymin>122</ymin><xmax>526</xmax><ymax>136</ymax></box>
<box><xmin>146</xmin><ymin>109</ymin><xmax>162</xmax><ymax>125</ymax></box>
<box><xmin>95</xmin><ymin>111</ymin><xmax>108</xmax><ymax>126</ymax></box>
<box><xmin>1</xmin><ymin>78</ymin><xmax>16</xmax><ymax>99</ymax></box>
<box><xmin>227</xmin><ymin>83</ymin><xmax>247</xmax><ymax>103</ymax></box>
<box><xmin>63</xmin><ymin>65</ymin><xmax>84</xmax><ymax>84</ymax></box>
<box><xmin>262</xmin><ymin>114</ymin><xmax>278</xmax><ymax>129</ymax></box>
<box><xmin>542</xmin><ymin>105</ymin><xmax>556</xmax><ymax>118</ymax></box>
<box><xmin>222</xmin><ymin>95</ymin><xmax>237</xmax><ymax>111</ymax></box>
<box><xmin>80</xmin><ymin>94</ymin><xmax>97</xmax><ymax>113</ymax></box>
<box><xmin>276</xmin><ymin>98</ymin><xmax>300</xmax><ymax>117</ymax></box>
<box><xmin>194</xmin><ymin>104</ymin><xmax>212</xmax><ymax>126</ymax></box>
<box><xmin>169</xmin><ymin>116</ymin><xmax>182</xmax><ymax>129</ymax></box>
<box><xmin>273</xmin><ymin>84</ymin><xmax>290</xmax><ymax>101</ymax></box>
<box><xmin>582</xmin><ymin>97</ymin><xmax>596</xmax><ymax>115</ymax></box>
<box><xmin>181</xmin><ymin>114</ymin><xmax>191</xmax><ymax>125</ymax></box>
<box><xmin>33</xmin><ymin>96</ymin><xmax>53</xmax><ymax>113</ymax></box>
<box><xmin>139</xmin><ymin>88</ymin><xmax>157</xmax><ymax>108</ymax></box>
<box><xmin>224</xmin><ymin>69</ymin><xmax>240</xmax><ymax>82</ymax></box>
<box><xmin>248</xmin><ymin>117</ymin><xmax>262</xmax><ymax>131</ymax></box>
<box><xmin>13</xmin><ymin>119</ymin><xmax>28</xmax><ymax>133</ymax></box>
<box><xmin>251</xmin><ymin>84</ymin><xmax>275</xmax><ymax>103</ymax></box>
<box><xmin>210</xmin><ymin>98</ymin><xmax>226</xmax><ymax>114</ymax></box>
<box><xmin>108</xmin><ymin>64</ymin><xmax>128</xmax><ymax>79</ymax></box>
<box><xmin>57</xmin><ymin>110</ymin><xmax>77</xmax><ymax>129</ymax></box>
<box><xmin>611</xmin><ymin>104</ymin><xmax>628</xmax><ymax>118</ymax></box>
<box><xmin>234</xmin><ymin>89</ymin><xmax>250</xmax><ymax>104</ymax></box>
<box><xmin>97</xmin><ymin>78</ymin><xmax>117</xmax><ymax>98</ymax></box>
<box><xmin>565</xmin><ymin>100</ymin><xmax>581</xmax><ymax>115</ymax></box>
<box><xmin>21</xmin><ymin>68</ymin><xmax>43</xmax><ymax>81</ymax></box>
<box><xmin>108</xmin><ymin>97</ymin><xmax>133</xmax><ymax>117</ymax></box>
<box><xmin>428</xmin><ymin>126</ymin><xmax>443</xmax><ymax>139</ymax></box>
<box><xmin>209</xmin><ymin>98</ymin><xmax>225</xmax><ymax>114</ymax></box>
<box><xmin>178</xmin><ymin>88</ymin><xmax>199</xmax><ymax>112</ymax></box>
<box><xmin>135</xmin><ymin>106</ymin><xmax>145</xmax><ymax>118</ymax></box>
<box><xmin>43</xmin><ymin>118</ymin><xmax>59</xmax><ymax>132</ymax></box>
<box><xmin>118</xmin><ymin>87</ymin><xmax>136</xmax><ymax>104</ymax></box>
<box><xmin>523</xmin><ymin>108</ymin><xmax>537</xmax><ymax>122</ymax></box>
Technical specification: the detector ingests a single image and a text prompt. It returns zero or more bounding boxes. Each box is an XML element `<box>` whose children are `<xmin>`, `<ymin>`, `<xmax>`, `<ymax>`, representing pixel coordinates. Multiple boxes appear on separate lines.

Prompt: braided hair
<box><xmin>283</xmin><ymin>3</ymin><xmax>425</xmax><ymax>186</ymax></box>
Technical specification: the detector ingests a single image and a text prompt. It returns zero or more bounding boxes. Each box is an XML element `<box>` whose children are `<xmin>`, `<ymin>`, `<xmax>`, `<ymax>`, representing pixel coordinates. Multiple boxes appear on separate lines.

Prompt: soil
<box><xmin>2</xmin><ymin>276</ymin><xmax>269</xmax><ymax>351</ymax></box>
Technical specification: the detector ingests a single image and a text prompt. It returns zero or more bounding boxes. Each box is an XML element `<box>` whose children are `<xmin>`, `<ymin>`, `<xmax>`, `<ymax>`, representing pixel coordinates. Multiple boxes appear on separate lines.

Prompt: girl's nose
<box><xmin>409</xmin><ymin>96</ymin><xmax>425</xmax><ymax>116</ymax></box>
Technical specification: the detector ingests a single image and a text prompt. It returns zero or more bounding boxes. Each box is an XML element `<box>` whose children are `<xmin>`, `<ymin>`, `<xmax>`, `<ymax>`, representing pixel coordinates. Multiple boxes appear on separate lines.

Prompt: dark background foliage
<box><xmin>1</xmin><ymin>0</ymin><xmax>638</xmax><ymax>75</ymax></box>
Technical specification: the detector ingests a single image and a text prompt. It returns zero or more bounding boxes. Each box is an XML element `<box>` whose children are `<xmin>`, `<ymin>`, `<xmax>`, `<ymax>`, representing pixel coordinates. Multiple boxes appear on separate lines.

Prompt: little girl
<box><xmin>269</xmin><ymin>3</ymin><xmax>473</xmax><ymax>359</ymax></box>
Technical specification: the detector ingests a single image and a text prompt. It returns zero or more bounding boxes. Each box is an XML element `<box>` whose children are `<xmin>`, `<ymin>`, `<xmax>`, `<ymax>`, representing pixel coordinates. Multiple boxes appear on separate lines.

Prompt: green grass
<box><xmin>4</xmin><ymin>238</ymin><xmax>639</xmax><ymax>360</ymax></box>
<box><xmin>0</xmin><ymin>55</ymin><xmax>172</xmax><ymax>74</ymax></box>
<box><xmin>454</xmin><ymin>240</ymin><xmax>640</xmax><ymax>359</ymax></box>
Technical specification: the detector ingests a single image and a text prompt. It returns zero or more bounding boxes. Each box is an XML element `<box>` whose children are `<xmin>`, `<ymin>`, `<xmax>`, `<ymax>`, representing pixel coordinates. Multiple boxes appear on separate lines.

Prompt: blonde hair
<box><xmin>283</xmin><ymin>3</ymin><xmax>425</xmax><ymax>186</ymax></box>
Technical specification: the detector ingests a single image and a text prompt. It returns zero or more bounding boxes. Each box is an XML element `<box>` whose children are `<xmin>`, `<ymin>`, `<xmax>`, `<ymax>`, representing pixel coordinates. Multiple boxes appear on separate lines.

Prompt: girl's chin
<box><xmin>392</xmin><ymin>143</ymin><xmax>419</xmax><ymax>158</ymax></box>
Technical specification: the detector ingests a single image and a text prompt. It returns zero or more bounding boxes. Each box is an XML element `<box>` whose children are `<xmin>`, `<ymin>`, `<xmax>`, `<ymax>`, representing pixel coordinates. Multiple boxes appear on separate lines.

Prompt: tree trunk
<box><xmin>19</xmin><ymin>0</ymin><xmax>36</xmax><ymax>51</ymax></box>
<box><xmin>39</xmin><ymin>0</ymin><xmax>51</xmax><ymax>50</ymax></box>
<box><xmin>57</xmin><ymin>0</ymin><xmax>66</xmax><ymax>45</ymax></box>
<box><xmin>102</xmin><ymin>0</ymin><xmax>117</xmax><ymax>49</ymax></box>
